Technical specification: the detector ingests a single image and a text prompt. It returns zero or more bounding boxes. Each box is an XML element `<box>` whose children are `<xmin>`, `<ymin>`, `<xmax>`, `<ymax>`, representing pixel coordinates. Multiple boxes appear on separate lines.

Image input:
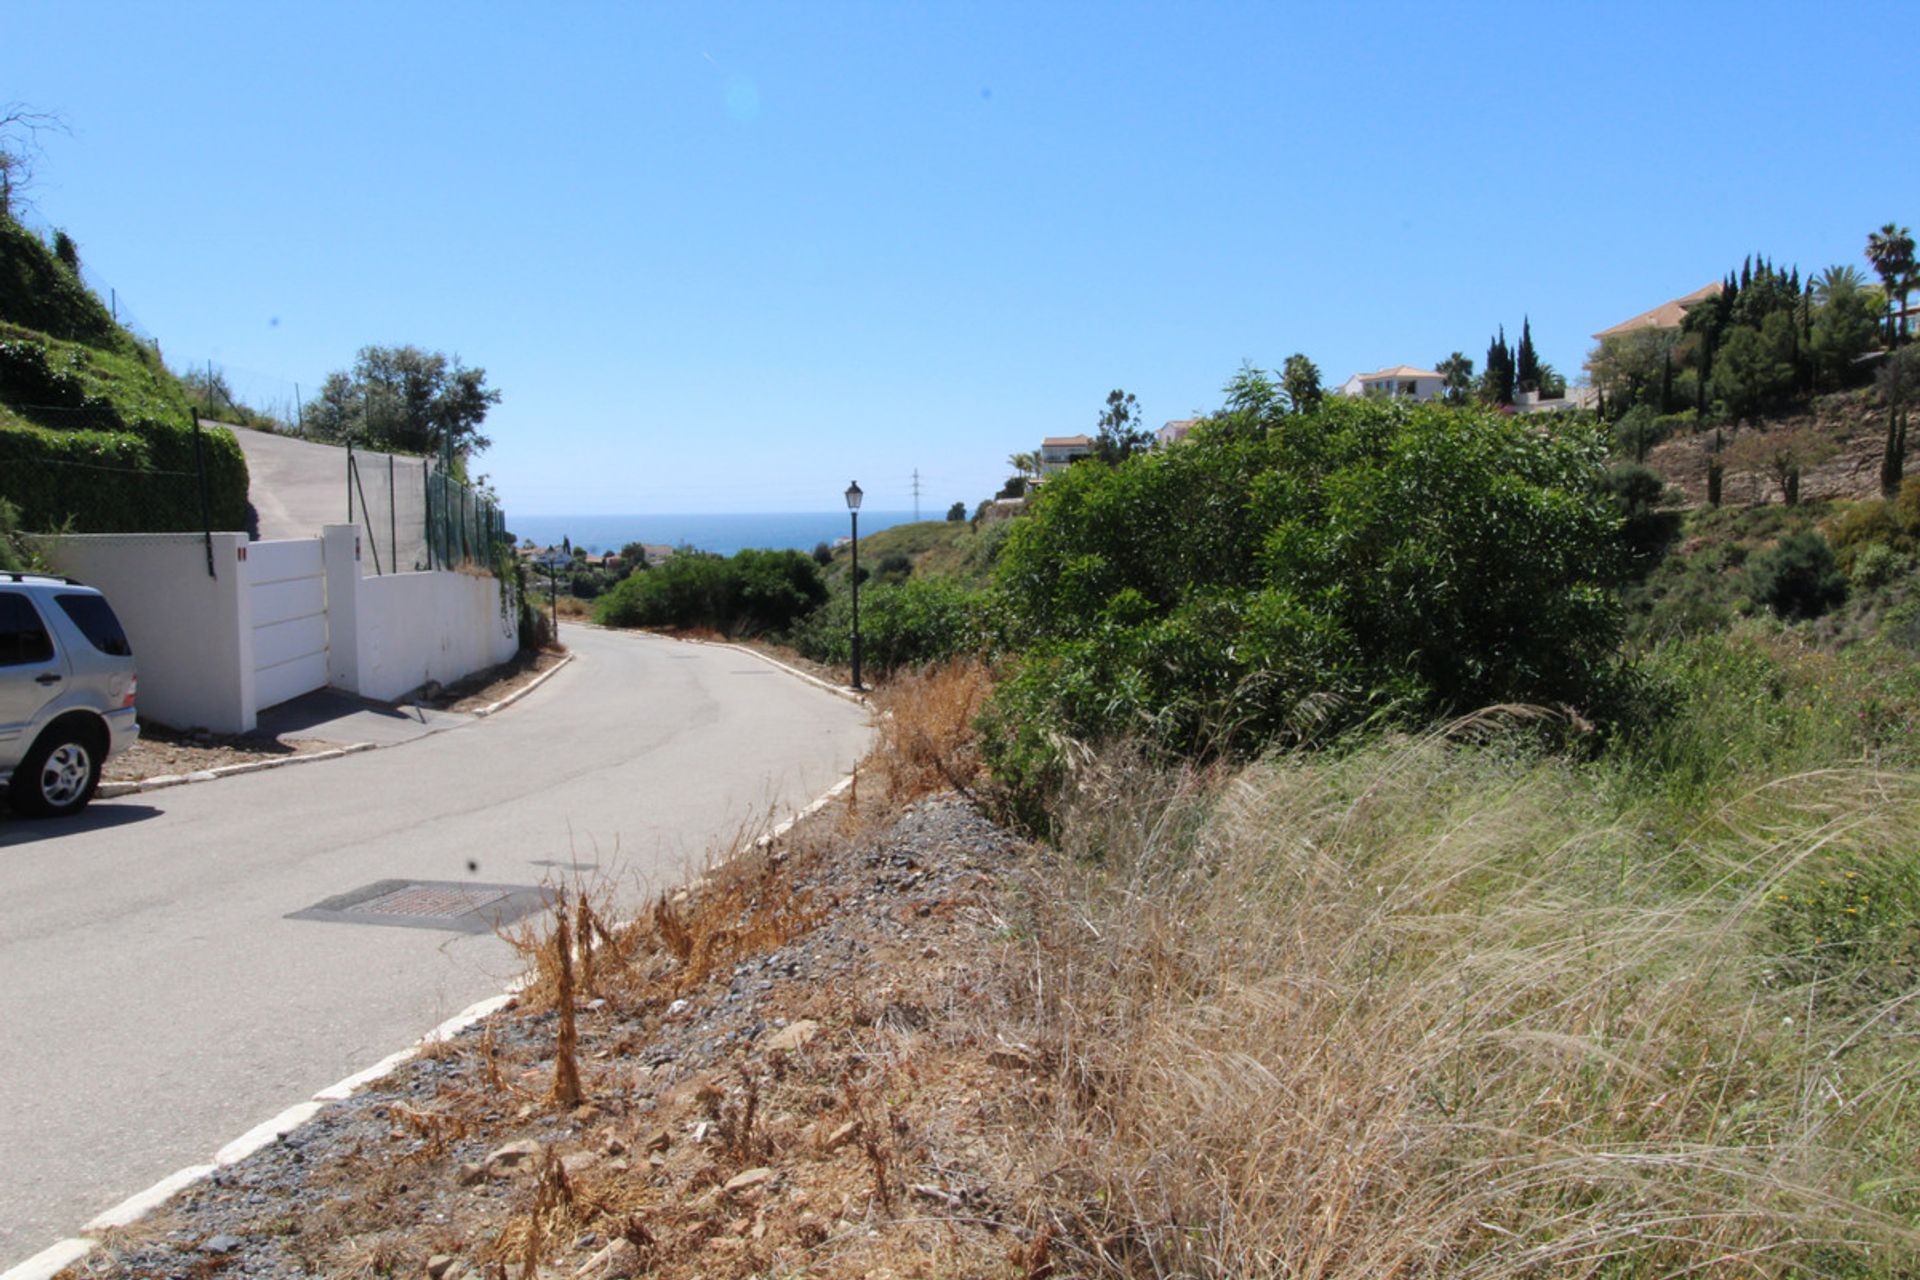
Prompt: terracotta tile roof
<box><xmin>1041</xmin><ymin>435</ymin><xmax>1092</xmax><ymax>447</ymax></box>
<box><xmin>1353</xmin><ymin>365</ymin><xmax>1444</xmax><ymax>381</ymax></box>
<box><xmin>1593</xmin><ymin>282</ymin><xmax>1723</xmax><ymax>339</ymax></box>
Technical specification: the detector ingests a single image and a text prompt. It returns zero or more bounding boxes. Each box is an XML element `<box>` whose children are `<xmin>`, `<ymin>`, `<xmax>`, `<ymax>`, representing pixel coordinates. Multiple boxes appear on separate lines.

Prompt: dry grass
<box><xmin>990</xmin><ymin>726</ymin><xmax>1920</xmax><ymax>1278</ymax></box>
<box><xmin>870</xmin><ymin>660</ymin><xmax>994</xmax><ymax>804</ymax></box>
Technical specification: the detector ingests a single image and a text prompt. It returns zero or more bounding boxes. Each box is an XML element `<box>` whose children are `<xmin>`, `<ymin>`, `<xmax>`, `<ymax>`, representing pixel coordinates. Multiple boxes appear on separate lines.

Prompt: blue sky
<box><xmin>5</xmin><ymin>1</ymin><xmax>1914</xmax><ymax>515</ymax></box>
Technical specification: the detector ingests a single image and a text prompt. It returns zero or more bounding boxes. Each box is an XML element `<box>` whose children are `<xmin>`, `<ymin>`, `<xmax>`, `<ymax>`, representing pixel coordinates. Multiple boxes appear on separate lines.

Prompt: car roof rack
<box><xmin>2</xmin><ymin>572</ymin><xmax>85</xmax><ymax>585</ymax></box>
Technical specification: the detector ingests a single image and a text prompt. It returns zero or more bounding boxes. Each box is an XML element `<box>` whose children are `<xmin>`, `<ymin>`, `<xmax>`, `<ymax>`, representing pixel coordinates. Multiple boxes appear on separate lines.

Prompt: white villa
<box><xmin>1337</xmin><ymin>365</ymin><xmax>1447</xmax><ymax>402</ymax></box>
<box><xmin>1039</xmin><ymin>434</ymin><xmax>1093</xmax><ymax>474</ymax></box>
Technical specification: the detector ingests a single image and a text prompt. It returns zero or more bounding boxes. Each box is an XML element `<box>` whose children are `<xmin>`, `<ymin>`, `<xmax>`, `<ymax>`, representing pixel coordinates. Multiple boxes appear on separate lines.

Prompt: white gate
<box><xmin>247</xmin><ymin>539</ymin><xmax>328</xmax><ymax>712</ymax></box>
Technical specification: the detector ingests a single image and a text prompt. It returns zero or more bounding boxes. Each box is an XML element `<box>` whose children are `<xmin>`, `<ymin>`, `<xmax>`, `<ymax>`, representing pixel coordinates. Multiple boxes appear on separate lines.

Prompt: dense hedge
<box><xmin>980</xmin><ymin>398</ymin><xmax>1628</xmax><ymax>810</ymax></box>
<box><xmin>0</xmin><ymin>416</ymin><xmax>249</xmax><ymax>533</ymax></box>
<box><xmin>787</xmin><ymin>575</ymin><xmax>995</xmax><ymax>673</ymax></box>
<box><xmin>0</xmin><ymin>303</ymin><xmax>250</xmax><ymax>533</ymax></box>
<box><xmin>593</xmin><ymin>548</ymin><xmax>826</xmax><ymax>635</ymax></box>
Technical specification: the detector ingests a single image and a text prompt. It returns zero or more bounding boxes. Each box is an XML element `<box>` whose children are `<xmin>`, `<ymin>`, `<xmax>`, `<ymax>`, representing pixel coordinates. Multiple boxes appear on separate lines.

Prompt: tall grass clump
<box><xmin>991</xmin><ymin>725</ymin><xmax>1920</xmax><ymax>1277</ymax></box>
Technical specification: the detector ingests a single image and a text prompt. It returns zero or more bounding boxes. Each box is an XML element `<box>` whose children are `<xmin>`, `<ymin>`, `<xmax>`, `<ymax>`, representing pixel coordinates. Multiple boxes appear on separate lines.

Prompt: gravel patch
<box><xmin>59</xmin><ymin>793</ymin><xmax>1046</xmax><ymax>1280</ymax></box>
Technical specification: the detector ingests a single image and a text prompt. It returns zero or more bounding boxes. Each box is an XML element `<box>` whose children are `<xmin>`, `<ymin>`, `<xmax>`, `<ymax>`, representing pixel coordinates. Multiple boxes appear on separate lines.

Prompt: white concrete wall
<box><xmin>324</xmin><ymin>525</ymin><xmax>516</xmax><ymax>703</ymax></box>
<box><xmin>350</xmin><ymin>569</ymin><xmax>517</xmax><ymax>703</ymax></box>
<box><xmin>37</xmin><ymin>532</ymin><xmax>257</xmax><ymax>734</ymax></box>
<box><xmin>38</xmin><ymin>527</ymin><xmax>518</xmax><ymax>729</ymax></box>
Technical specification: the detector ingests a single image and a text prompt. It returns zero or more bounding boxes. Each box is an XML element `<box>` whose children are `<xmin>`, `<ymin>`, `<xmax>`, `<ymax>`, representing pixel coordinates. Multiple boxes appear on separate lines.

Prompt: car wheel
<box><xmin>12</xmin><ymin>727</ymin><xmax>102</xmax><ymax>818</ymax></box>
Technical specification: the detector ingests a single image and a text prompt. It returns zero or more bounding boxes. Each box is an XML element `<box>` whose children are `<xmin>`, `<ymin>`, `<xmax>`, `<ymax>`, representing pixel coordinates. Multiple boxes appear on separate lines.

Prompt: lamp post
<box><xmin>845</xmin><ymin>480</ymin><xmax>864</xmax><ymax>691</ymax></box>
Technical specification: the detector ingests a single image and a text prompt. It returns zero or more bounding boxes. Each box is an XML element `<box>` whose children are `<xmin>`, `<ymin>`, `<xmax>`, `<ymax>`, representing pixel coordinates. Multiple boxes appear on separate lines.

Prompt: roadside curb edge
<box><xmin>92</xmin><ymin>652</ymin><xmax>574</xmax><ymax>800</ymax></box>
<box><xmin>472</xmin><ymin>652</ymin><xmax>574</xmax><ymax>718</ymax></box>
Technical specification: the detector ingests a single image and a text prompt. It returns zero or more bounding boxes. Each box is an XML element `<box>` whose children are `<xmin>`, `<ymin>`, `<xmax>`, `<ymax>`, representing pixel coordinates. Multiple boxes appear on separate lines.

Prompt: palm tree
<box><xmin>1007</xmin><ymin>451</ymin><xmax>1041</xmax><ymax>483</ymax></box>
<box><xmin>1812</xmin><ymin>263</ymin><xmax>1868</xmax><ymax>306</ymax></box>
<box><xmin>1436</xmin><ymin>352</ymin><xmax>1474</xmax><ymax>405</ymax></box>
<box><xmin>1866</xmin><ymin>223</ymin><xmax>1916</xmax><ymax>347</ymax></box>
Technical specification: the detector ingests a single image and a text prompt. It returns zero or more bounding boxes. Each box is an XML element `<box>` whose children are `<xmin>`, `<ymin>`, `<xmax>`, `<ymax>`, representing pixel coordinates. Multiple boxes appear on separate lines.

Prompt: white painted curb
<box><xmin>92</xmin><ymin>651</ymin><xmax>571</xmax><ymax>799</ymax></box>
<box><xmin>96</xmin><ymin>742</ymin><xmax>377</xmax><ymax>800</ymax></box>
<box><xmin>0</xmin><ymin>1238</ymin><xmax>95</xmax><ymax>1280</ymax></box>
<box><xmin>472</xmin><ymin>652</ymin><xmax>573</xmax><ymax>718</ymax></box>
<box><xmin>705</xmin><ymin>640</ymin><xmax>871</xmax><ymax>708</ymax></box>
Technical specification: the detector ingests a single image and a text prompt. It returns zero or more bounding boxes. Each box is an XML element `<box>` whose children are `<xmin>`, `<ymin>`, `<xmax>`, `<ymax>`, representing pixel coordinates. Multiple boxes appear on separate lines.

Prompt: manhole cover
<box><xmin>355</xmin><ymin>883</ymin><xmax>510</xmax><ymax>917</ymax></box>
<box><xmin>288</xmin><ymin>879</ymin><xmax>552</xmax><ymax>934</ymax></box>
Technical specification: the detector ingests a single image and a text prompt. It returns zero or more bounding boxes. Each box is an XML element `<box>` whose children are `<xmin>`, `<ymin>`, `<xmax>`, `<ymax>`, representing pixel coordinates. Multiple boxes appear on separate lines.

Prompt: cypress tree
<box><xmin>1661</xmin><ymin>349</ymin><xmax>1674</xmax><ymax>413</ymax></box>
<box><xmin>1516</xmin><ymin>317</ymin><xmax>1540</xmax><ymax>394</ymax></box>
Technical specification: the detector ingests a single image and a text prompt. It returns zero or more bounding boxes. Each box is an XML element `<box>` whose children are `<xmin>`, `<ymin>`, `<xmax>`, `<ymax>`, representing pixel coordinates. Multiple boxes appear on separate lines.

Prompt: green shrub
<box><xmin>1850</xmin><ymin>542</ymin><xmax>1906</xmax><ymax>590</ymax></box>
<box><xmin>0</xmin><ymin>216</ymin><xmax>119</xmax><ymax>348</ymax></box>
<box><xmin>981</xmin><ymin>398</ymin><xmax>1627</xmax><ymax>809</ymax></box>
<box><xmin>1748</xmin><ymin>529</ymin><xmax>1845</xmax><ymax>620</ymax></box>
<box><xmin>1601</xmin><ymin>461</ymin><xmax>1680</xmax><ymax>574</ymax></box>
<box><xmin>593</xmin><ymin>547</ymin><xmax>825</xmax><ymax>635</ymax></box>
<box><xmin>787</xmin><ymin>575</ymin><xmax>994</xmax><ymax>673</ymax></box>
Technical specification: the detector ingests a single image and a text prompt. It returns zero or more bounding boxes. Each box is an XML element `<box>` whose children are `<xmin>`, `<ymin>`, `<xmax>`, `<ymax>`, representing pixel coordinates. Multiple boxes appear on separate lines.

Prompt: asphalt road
<box><xmin>0</xmin><ymin>626</ymin><xmax>870</xmax><ymax>1266</ymax></box>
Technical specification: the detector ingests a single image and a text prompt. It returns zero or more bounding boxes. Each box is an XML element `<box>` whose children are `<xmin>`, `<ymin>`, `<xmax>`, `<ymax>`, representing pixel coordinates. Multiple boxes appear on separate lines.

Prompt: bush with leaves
<box><xmin>787</xmin><ymin>575</ymin><xmax>994</xmax><ymax>674</ymax></box>
<box><xmin>592</xmin><ymin>547</ymin><xmax>825</xmax><ymax>635</ymax></box>
<box><xmin>1748</xmin><ymin>530</ymin><xmax>1846</xmax><ymax>620</ymax></box>
<box><xmin>981</xmin><ymin>397</ymin><xmax>1626</xmax><ymax>815</ymax></box>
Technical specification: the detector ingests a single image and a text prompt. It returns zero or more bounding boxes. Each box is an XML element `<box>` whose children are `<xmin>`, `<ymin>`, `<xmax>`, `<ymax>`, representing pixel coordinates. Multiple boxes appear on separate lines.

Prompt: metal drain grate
<box><xmin>288</xmin><ymin>879</ymin><xmax>552</xmax><ymax>934</ymax></box>
<box><xmin>355</xmin><ymin>883</ymin><xmax>510</xmax><ymax>918</ymax></box>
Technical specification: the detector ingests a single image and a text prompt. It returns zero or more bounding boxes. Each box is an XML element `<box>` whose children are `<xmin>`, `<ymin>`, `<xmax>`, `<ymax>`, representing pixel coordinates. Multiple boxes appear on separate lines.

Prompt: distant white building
<box><xmin>1156</xmin><ymin>418</ymin><xmax>1200</xmax><ymax>447</ymax></box>
<box><xmin>1039</xmin><ymin>434</ymin><xmax>1093</xmax><ymax>474</ymax></box>
<box><xmin>1337</xmin><ymin>365</ymin><xmax>1447</xmax><ymax>402</ymax></box>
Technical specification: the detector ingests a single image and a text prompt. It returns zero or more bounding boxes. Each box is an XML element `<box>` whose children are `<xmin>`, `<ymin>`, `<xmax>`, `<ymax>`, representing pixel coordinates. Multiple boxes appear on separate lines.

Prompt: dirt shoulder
<box><xmin>61</xmin><ymin>788</ymin><xmax>1049</xmax><ymax>1280</ymax></box>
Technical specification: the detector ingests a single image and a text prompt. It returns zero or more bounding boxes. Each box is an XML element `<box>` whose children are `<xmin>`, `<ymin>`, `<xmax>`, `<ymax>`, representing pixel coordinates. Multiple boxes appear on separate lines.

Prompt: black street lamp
<box><xmin>845</xmin><ymin>480</ymin><xmax>864</xmax><ymax>691</ymax></box>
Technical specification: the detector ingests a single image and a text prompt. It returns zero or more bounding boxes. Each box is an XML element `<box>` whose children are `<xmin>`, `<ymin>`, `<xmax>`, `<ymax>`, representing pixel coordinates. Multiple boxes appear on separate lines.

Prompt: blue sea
<box><xmin>508</xmin><ymin>511</ymin><xmax>926</xmax><ymax>557</ymax></box>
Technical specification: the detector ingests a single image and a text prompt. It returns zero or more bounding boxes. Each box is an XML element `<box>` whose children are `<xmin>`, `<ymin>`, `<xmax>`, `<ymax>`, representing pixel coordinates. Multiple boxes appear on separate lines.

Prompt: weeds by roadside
<box><xmin>987</xmin><ymin>725</ymin><xmax>1920</xmax><ymax>1277</ymax></box>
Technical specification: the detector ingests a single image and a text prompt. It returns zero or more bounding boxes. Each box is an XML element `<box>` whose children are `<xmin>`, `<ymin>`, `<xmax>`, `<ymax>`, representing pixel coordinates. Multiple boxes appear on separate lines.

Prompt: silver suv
<box><xmin>1</xmin><ymin>574</ymin><xmax>139</xmax><ymax>817</ymax></box>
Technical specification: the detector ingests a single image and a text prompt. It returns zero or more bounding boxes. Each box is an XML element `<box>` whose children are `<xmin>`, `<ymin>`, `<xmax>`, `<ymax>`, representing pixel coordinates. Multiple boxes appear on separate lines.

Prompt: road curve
<box><xmin>0</xmin><ymin>626</ymin><xmax>870</xmax><ymax>1266</ymax></box>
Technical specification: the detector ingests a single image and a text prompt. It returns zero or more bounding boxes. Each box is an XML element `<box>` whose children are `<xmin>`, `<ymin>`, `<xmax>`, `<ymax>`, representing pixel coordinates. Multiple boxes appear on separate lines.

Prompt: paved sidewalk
<box><xmin>254</xmin><ymin>689</ymin><xmax>472</xmax><ymax>747</ymax></box>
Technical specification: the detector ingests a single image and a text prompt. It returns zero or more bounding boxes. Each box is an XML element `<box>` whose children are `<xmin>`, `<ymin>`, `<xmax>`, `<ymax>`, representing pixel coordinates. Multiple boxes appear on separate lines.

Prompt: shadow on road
<box><xmin>0</xmin><ymin>802</ymin><xmax>165</xmax><ymax>845</ymax></box>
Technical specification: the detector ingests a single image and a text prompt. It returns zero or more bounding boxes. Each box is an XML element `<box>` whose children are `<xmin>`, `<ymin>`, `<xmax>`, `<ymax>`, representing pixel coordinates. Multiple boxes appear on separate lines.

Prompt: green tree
<box><xmin>1866</xmin><ymin>223</ymin><xmax>1915</xmax><ymax>347</ymax></box>
<box><xmin>1281</xmin><ymin>353</ymin><xmax>1323</xmax><ymax>413</ymax></box>
<box><xmin>1515</xmin><ymin>317</ymin><xmax>1540</xmax><ymax>394</ymax></box>
<box><xmin>1223</xmin><ymin>363</ymin><xmax>1282</xmax><ymax>418</ymax></box>
<box><xmin>1808</xmin><ymin>264</ymin><xmax>1882</xmax><ymax>387</ymax></box>
<box><xmin>1711</xmin><ymin>315</ymin><xmax>1796</xmax><ymax>421</ymax></box>
<box><xmin>301</xmin><ymin>345</ymin><xmax>500</xmax><ymax>455</ymax></box>
<box><xmin>947</xmin><ymin>501</ymin><xmax>966</xmax><ymax>521</ymax></box>
<box><xmin>1214</xmin><ymin>363</ymin><xmax>1287</xmax><ymax>439</ymax></box>
<box><xmin>1436</xmin><ymin>351</ymin><xmax>1474</xmax><ymax>405</ymax></box>
<box><xmin>1480</xmin><ymin>327</ymin><xmax>1515</xmax><ymax>405</ymax></box>
<box><xmin>1878</xmin><ymin>346</ymin><xmax>1918</xmax><ymax>496</ymax></box>
<box><xmin>1006</xmin><ymin>450</ymin><xmax>1041</xmax><ymax>483</ymax></box>
<box><xmin>1748</xmin><ymin>530</ymin><xmax>1845</xmax><ymax>620</ymax></box>
<box><xmin>1588</xmin><ymin>328</ymin><xmax>1679</xmax><ymax>419</ymax></box>
<box><xmin>1092</xmin><ymin>388</ymin><xmax>1152</xmax><ymax>464</ymax></box>
<box><xmin>619</xmin><ymin>541</ymin><xmax>652</xmax><ymax>575</ymax></box>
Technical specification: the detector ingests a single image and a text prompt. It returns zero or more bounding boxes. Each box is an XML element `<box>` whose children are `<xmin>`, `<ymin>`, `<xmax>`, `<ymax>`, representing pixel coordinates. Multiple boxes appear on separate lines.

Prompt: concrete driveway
<box><xmin>0</xmin><ymin>626</ymin><xmax>870</xmax><ymax>1268</ymax></box>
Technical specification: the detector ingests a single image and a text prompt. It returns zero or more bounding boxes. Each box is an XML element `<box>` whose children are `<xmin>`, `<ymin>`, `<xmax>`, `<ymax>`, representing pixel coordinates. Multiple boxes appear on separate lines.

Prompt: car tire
<box><xmin>11</xmin><ymin>724</ymin><xmax>103</xmax><ymax>818</ymax></box>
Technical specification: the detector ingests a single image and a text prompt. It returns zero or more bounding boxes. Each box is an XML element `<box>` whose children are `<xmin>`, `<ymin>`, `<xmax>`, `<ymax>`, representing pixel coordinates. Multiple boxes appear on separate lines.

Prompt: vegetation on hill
<box><xmin>0</xmin><ymin>213</ymin><xmax>248</xmax><ymax>532</ymax></box>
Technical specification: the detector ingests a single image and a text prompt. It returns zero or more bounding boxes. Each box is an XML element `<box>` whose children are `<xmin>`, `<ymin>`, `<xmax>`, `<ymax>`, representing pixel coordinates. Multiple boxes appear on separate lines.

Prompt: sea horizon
<box><xmin>508</xmin><ymin>510</ymin><xmax>930</xmax><ymax>557</ymax></box>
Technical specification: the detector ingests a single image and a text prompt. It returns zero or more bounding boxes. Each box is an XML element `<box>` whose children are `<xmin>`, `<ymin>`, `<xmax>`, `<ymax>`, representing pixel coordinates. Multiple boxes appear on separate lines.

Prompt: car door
<box><xmin>0</xmin><ymin>590</ymin><xmax>66</xmax><ymax>745</ymax></box>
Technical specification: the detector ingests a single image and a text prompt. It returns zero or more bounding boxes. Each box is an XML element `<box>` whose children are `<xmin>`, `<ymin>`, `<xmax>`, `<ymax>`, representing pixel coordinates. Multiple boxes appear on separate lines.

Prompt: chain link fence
<box><xmin>345</xmin><ymin>442</ymin><xmax>503</xmax><ymax>576</ymax></box>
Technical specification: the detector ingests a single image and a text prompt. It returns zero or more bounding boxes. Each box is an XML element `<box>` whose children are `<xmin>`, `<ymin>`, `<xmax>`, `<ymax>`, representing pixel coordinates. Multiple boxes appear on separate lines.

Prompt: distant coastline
<box><xmin>509</xmin><ymin>511</ymin><xmax>926</xmax><ymax>557</ymax></box>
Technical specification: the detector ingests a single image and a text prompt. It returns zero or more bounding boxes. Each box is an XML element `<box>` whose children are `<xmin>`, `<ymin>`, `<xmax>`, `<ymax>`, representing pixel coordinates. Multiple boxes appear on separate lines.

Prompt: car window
<box><xmin>0</xmin><ymin>592</ymin><xmax>57</xmax><ymax>667</ymax></box>
<box><xmin>55</xmin><ymin>593</ymin><xmax>133</xmax><ymax>657</ymax></box>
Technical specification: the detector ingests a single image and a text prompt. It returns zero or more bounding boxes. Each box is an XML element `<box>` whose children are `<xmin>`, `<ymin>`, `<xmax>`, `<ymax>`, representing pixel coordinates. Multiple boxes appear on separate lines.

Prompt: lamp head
<box><xmin>844</xmin><ymin>480</ymin><xmax>863</xmax><ymax>511</ymax></box>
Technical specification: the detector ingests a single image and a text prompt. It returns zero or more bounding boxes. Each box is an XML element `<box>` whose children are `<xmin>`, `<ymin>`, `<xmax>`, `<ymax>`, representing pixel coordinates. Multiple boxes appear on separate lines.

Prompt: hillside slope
<box><xmin>0</xmin><ymin>214</ymin><xmax>247</xmax><ymax>532</ymax></box>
